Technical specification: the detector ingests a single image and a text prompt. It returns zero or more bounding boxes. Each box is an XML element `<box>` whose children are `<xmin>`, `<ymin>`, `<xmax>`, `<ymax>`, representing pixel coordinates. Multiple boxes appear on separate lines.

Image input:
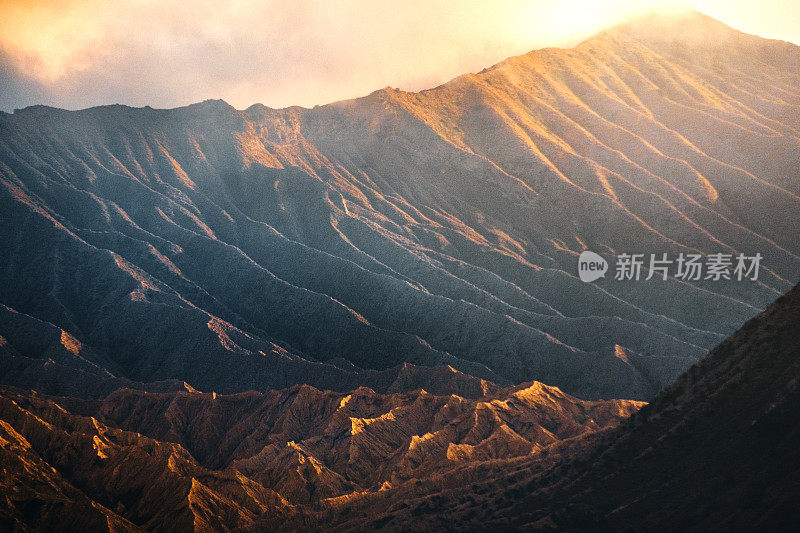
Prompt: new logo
<box><xmin>578</xmin><ymin>251</ymin><xmax>608</xmax><ymax>282</ymax></box>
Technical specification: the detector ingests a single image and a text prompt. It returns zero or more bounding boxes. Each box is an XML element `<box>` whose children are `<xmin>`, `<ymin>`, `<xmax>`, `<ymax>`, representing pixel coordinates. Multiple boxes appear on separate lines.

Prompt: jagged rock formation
<box><xmin>1</xmin><ymin>11</ymin><xmax>798</xmax><ymax>400</ymax></box>
<box><xmin>0</xmin><ymin>379</ymin><xmax>641</xmax><ymax>531</ymax></box>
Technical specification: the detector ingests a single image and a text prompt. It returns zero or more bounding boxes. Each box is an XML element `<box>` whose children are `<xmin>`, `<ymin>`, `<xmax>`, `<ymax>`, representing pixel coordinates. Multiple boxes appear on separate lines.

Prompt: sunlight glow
<box><xmin>0</xmin><ymin>0</ymin><xmax>797</xmax><ymax>111</ymax></box>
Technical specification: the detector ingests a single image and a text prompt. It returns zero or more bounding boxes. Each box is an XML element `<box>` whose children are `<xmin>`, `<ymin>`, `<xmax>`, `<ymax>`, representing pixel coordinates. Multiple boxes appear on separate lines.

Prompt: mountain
<box><xmin>1</xmin><ymin>9</ymin><xmax>799</xmax><ymax>532</ymax></box>
<box><xmin>0</xmin><ymin>379</ymin><xmax>642</xmax><ymax>530</ymax></box>
<box><xmin>302</xmin><ymin>281</ymin><xmax>800</xmax><ymax>531</ymax></box>
<box><xmin>1</xmin><ymin>11</ymin><xmax>798</xmax><ymax>401</ymax></box>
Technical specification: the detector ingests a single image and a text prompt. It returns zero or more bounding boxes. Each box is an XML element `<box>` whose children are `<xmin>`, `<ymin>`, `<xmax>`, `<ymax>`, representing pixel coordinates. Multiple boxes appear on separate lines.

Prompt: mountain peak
<box><xmin>609</xmin><ymin>8</ymin><xmax>730</xmax><ymax>34</ymax></box>
<box><xmin>593</xmin><ymin>8</ymin><xmax>797</xmax><ymax>53</ymax></box>
<box><xmin>571</xmin><ymin>8</ymin><xmax>800</xmax><ymax>74</ymax></box>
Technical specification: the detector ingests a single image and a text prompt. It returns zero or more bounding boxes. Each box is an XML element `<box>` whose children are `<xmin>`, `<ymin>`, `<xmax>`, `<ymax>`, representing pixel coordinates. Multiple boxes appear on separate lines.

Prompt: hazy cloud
<box><xmin>0</xmin><ymin>0</ymin><xmax>797</xmax><ymax>111</ymax></box>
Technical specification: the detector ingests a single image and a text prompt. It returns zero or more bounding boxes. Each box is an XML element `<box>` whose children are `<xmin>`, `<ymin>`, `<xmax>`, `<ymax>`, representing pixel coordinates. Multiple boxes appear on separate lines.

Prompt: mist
<box><xmin>1</xmin><ymin>0</ymin><xmax>797</xmax><ymax>111</ymax></box>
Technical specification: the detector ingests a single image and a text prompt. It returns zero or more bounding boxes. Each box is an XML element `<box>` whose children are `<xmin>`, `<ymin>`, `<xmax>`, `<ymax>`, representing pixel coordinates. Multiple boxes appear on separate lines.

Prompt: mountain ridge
<box><xmin>1</xmin><ymin>10</ymin><xmax>798</xmax><ymax>402</ymax></box>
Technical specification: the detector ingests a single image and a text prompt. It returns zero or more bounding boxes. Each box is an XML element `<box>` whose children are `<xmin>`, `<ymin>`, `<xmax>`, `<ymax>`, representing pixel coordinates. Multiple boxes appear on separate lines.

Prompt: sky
<box><xmin>1</xmin><ymin>0</ymin><xmax>798</xmax><ymax>112</ymax></box>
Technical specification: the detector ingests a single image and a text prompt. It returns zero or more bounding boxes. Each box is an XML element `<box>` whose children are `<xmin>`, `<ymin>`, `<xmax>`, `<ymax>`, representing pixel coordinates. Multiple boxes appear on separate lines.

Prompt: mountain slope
<box><xmin>1</xmin><ymin>11</ymin><xmax>798</xmax><ymax>401</ymax></box>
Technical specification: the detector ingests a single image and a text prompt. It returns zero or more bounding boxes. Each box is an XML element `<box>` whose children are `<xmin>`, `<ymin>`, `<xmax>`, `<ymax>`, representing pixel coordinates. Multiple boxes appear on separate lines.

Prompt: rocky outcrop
<box><xmin>0</xmin><ymin>378</ymin><xmax>640</xmax><ymax>530</ymax></box>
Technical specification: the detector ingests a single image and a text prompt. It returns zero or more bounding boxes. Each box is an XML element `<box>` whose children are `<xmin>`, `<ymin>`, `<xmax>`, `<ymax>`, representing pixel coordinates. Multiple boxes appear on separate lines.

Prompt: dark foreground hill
<box><xmin>1</xmin><ymin>11</ymin><xmax>798</xmax><ymax>400</ymax></box>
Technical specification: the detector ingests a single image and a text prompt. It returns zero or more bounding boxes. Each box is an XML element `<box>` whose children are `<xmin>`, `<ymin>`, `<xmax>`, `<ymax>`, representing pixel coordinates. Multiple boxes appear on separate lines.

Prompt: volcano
<box><xmin>0</xmin><ymin>10</ymin><xmax>799</xmax><ymax>531</ymax></box>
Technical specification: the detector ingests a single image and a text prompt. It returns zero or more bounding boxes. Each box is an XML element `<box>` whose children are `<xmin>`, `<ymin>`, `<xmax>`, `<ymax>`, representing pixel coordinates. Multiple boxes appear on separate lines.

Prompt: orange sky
<box><xmin>1</xmin><ymin>0</ymin><xmax>798</xmax><ymax>111</ymax></box>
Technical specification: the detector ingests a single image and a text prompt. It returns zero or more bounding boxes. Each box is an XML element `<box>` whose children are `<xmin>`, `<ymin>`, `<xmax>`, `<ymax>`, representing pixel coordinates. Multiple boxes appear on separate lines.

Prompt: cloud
<box><xmin>0</xmin><ymin>0</ymin><xmax>796</xmax><ymax>111</ymax></box>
